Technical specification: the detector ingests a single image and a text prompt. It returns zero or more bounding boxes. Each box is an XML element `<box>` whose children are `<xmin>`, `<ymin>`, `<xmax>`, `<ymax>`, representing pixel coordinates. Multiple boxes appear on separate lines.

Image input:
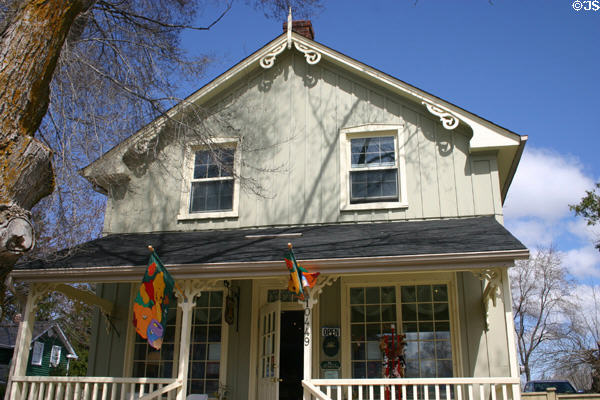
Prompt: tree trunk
<box><xmin>0</xmin><ymin>0</ymin><xmax>92</xmax><ymax>268</ymax></box>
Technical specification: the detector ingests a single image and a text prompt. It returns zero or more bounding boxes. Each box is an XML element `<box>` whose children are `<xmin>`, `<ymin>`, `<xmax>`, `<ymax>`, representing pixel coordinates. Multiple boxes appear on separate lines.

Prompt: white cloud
<box><xmin>505</xmin><ymin>218</ymin><xmax>556</xmax><ymax>248</ymax></box>
<box><xmin>567</xmin><ymin>218</ymin><xmax>600</xmax><ymax>244</ymax></box>
<box><xmin>562</xmin><ymin>245</ymin><xmax>600</xmax><ymax>278</ymax></box>
<box><xmin>504</xmin><ymin>148</ymin><xmax>594</xmax><ymax>221</ymax></box>
<box><xmin>503</xmin><ymin>147</ymin><xmax>600</xmax><ymax>279</ymax></box>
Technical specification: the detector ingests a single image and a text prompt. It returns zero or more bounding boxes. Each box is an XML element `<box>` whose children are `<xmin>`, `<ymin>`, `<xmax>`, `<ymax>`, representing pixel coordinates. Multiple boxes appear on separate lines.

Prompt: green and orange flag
<box><xmin>133</xmin><ymin>248</ymin><xmax>175</xmax><ymax>350</ymax></box>
<box><xmin>284</xmin><ymin>244</ymin><xmax>319</xmax><ymax>300</ymax></box>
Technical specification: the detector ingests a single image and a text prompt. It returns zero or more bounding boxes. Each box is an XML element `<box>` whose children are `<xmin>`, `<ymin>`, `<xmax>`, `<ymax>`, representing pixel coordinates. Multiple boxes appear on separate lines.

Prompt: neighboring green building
<box><xmin>0</xmin><ymin>322</ymin><xmax>78</xmax><ymax>381</ymax></box>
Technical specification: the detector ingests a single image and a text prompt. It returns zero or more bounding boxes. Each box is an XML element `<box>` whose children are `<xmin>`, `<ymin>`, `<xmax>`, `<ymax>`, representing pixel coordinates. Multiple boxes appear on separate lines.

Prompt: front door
<box><xmin>279</xmin><ymin>310</ymin><xmax>304</xmax><ymax>400</ymax></box>
<box><xmin>257</xmin><ymin>301</ymin><xmax>281</xmax><ymax>400</ymax></box>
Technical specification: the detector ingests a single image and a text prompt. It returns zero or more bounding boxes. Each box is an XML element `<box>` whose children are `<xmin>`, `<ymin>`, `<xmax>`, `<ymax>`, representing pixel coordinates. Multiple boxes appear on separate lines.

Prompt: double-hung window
<box><xmin>340</xmin><ymin>125</ymin><xmax>407</xmax><ymax>211</ymax></box>
<box><xmin>178</xmin><ymin>140</ymin><xmax>240</xmax><ymax>220</ymax></box>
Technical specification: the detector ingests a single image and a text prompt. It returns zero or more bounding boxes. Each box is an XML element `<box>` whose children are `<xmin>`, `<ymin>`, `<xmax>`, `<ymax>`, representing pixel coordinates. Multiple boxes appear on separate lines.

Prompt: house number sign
<box><xmin>304</xmin><ymin>307</ymin><xmax>311</xmax><ymax>346</ymax></box>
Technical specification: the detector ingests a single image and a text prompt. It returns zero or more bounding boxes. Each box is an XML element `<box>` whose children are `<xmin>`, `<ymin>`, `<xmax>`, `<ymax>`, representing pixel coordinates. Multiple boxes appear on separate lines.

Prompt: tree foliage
<box><xmin>571</xmin><ymin>182</ymin><xmax>600</xmax><ymax>249</ymax></box>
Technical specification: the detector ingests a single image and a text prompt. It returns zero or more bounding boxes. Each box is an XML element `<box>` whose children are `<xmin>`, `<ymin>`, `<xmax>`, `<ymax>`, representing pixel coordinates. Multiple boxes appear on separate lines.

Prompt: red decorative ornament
<box><xmin>379</xmin><ymin>324</ymin><xmax>407</xmax><ymax>400</ymax></box>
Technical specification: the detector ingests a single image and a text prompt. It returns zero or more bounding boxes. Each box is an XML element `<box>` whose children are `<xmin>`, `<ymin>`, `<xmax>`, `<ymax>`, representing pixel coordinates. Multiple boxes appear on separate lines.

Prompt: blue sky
<box><xmin>182</xmin><ymin>0</ymin><xmax>600</xmax><ymax>279</ymax></box>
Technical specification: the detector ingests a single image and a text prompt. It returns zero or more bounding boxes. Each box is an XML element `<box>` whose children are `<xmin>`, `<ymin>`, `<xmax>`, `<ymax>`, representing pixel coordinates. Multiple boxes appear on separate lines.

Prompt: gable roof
<box><xmin>13</xmin><ymin>217</ymin><xmax>528</xmax><ymax>283</ymax></box>
<box><xmin>0</xmin><ymin>322</ymin><xmax>78</xmax><ymax>359</ymax></box>
<box><xmin>81</xmin><ymin>30</ymin><xmax>527</xmax><ymax>203</ymax></box>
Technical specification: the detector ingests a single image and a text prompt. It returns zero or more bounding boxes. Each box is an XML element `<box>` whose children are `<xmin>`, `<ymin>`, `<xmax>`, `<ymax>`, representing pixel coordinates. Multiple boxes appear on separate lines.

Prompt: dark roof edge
<box><xmin>11</xmin><ymin>248</ymin><xmax>529</xmax><ymax>283</ymax></box>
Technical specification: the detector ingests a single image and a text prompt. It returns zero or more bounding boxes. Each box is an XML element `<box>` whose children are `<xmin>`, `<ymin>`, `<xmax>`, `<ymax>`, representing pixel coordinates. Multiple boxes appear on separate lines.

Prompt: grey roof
<box><xmin>0</xmin><ymin>322</ymin><xmax>77</xmax><ymax>358</ymax></box>
<box><xmin>16</xmin><ymin>217</ymin><xmax>526</xmax><ymax>270</ymax></box>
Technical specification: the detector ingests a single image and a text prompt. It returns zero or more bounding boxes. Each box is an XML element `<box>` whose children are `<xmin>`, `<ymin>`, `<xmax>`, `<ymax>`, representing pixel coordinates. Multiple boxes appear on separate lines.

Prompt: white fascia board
<box><xmin>10</xmin><ymin>249</ymin><xmax>529</xmax><ymax>283</ymax></box>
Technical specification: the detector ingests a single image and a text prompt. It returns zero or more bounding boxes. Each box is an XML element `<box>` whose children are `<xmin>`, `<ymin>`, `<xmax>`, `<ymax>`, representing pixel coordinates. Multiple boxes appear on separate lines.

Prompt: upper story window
<box><xmin>339</xmin><ymin>125</ymin><xmax>407</xmax><ymax>211</ymax></box>
<box><xmin>178</xmin><ymin>140</ymin><xmax>240</xmax><ymax>220</ymax></box>
<box><xmin>190</xmin><ymin>149</ymin><xmax>234</xmax><ymax>213</ymax></box>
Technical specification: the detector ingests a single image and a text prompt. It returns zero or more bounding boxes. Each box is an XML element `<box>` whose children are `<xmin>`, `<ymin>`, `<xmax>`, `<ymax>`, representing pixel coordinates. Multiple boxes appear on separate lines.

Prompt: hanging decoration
<box><xmin>379</xmin><ymin>324</ymin><xmax>407</xmax><ymax>400</ymax></box>
<box><xmin>132</xmin><ymin>246</ymin><xmax>177</xmax><ymax>350</ymax></box>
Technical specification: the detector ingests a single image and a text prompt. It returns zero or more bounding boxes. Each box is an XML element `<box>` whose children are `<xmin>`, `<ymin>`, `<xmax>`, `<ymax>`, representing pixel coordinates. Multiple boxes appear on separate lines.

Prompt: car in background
<box><xmin>523</xmin><ymin>380</ymin><xmax>578</xmax><ymax>394</ymax></box>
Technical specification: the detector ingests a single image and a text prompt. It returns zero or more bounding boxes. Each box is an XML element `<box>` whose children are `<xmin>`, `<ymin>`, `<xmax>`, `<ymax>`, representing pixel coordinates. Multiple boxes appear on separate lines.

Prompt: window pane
<box><xmin>350</xmin><ymin>170</ymin><xmax>398</xmax><ymax>203</ymax></box>
<box><xmin>351</xmin><ymin>137</ymin><xmax>395</xmax><ymax>167</ymax></box>
<box><xmin>352</xmin><ymin>342</ymin><xmax>365</xmax><ymax>360</ymax></box>
<box><xmin>402</xmin><ymin>286</ymin><xmax>416</xmax><ymax>303</ymax></box>
<box><xmin>351</xmin><ymin>324</ymin><xmax>365</xmax><ymax>341</ymax></box>
<box><xmin>381</xmin><ymin>287</ymin><xmax>396</xmax><ymax>303</ymax></box>
<box><xmin>194</xmin><ymin>149</ymin><xmax>234</xmax><ymax>179</ymax></box>
<box><xmin>190</xmin><ymin>180</ymin><xmax>234</xmax><ymax>212</ymax></box>
<box><xmin>402</xmin><ymin>303</ymin><xmax>417</xmax><ymax>322</ymax></box>
<box><xmin>417</xmin><ymin>285</ymin><xmax>432</xmax><ymax>302</ymax></box>
<box><xmin>365</xmin><ymin>287</ymin><xmax>380</xmax><ymax>304</ymax></box>
<box><xmin>351</xmin><ymin>306</ymin><xmax>365</xmax><ymax>322</ymax></box>
<box><xmin>433</xmin><ymin>285</ymin><xmax>448</xmax><ymax>301</ymax></box>
<box><xmin>350</xmin><ymin>288</ymin><xmax>364</xmax><ymax>304</ymax></box>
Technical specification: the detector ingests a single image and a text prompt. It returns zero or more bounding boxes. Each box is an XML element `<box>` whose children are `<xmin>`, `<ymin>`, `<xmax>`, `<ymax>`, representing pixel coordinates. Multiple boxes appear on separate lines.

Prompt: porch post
<box><xmin>175</xmin><ymin>281</ymin><xmax>194</xmax><ymax>400</ymax></box>
<box><xmin>6</xmin><ymin>283</ymin><xmax>51</xmax><ymax>400</ymax></box>
<box><xmin>501</xmin><ymin>268</ymin><xmax>522</xmax><ymax>400</ymax></box>
<box><xmin>175</xmin><ymin>279</ymin><xmax>219</xmax><ymax>400</ymax></box>
<box><xmin>303</xmin><ymin>298</ymin><xmax>314</xmax><ymax>400</ymax></box>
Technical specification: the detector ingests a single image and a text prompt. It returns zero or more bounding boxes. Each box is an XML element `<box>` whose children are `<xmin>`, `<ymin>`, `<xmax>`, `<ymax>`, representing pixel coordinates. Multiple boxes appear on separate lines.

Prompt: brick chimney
<box><xmin>283</xmin><ymin>20</ymin><xmax>314</xmax><ymax>40</ymax></box>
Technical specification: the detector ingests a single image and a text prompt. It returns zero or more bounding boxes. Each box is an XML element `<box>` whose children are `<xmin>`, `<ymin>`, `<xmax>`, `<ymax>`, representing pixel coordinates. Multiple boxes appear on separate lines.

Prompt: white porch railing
<box><xmin>8</xmin><ymin>376</ymin><xmax>182</xmax><ymax>400</ymax></box>
<box><xmin>303</xmin><ymin>377</ymin><xmax>522</xmax><ymax>400</ymax></box>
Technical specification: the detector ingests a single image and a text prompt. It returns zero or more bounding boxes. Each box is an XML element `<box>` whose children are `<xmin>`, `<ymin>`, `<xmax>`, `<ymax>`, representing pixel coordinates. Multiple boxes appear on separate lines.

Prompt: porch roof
<box><xmin>15</xmin><ymin>217</ymin><xmax>526</xmax><ymax>275</ymax></box>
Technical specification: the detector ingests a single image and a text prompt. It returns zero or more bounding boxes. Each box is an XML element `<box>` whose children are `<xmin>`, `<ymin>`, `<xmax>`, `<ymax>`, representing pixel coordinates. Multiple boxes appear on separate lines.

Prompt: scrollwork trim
<box><xmin>422</xmin><ymin>101</ymin><xmax>460</xmax><ymax>130</ymax></box>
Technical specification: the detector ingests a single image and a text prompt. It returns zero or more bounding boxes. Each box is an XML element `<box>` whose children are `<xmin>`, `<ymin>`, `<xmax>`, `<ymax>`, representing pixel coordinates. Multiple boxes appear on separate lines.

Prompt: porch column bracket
<box><xmin>259</xmin><ymin>39</ymin><xmax>321</xmax><ymax>69</ymax></box>
<box><xmin>175</xmin><ymin>279</ymin><xmax>221</xmax><ymax>306</ymax></box>
<box><xmin>54</xmin><ymin>283</ymin><xmax>114</xmax><ymax>316</ymax></box>
<box><xmin>473</xmin><ymin>268</ymin><xmax>502</xmax><ymax>329</ymax></box>
<box><xmin>421</xmin><ymin>100</ymin><xmax>460</xmax><ymax>130</ymax></box>
<box><xmin>305</xmin><ymin>275</ymin><xmax>339</xmax><ymax>310</ymax></box>
<box><xmin>29</xmin><ymin>282</ymin><xmax>55</xmax><ymax>308</ymax></box>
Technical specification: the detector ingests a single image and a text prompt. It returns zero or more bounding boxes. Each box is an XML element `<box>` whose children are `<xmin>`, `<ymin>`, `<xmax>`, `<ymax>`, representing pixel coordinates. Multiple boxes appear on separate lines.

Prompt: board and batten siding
<box><xmin>88</xmin><ymin>283</ymin><xmax>132</xmax><ymax>377</ymax></box>
<box><xmin>104</xmin><ymin>52</ymin><xmax>502</xmax><ymax>234</ymax></box>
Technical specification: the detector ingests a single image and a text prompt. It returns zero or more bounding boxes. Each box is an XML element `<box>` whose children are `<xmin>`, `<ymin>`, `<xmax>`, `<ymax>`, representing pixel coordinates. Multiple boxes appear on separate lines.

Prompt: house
<box><xmin>8</xmin><ymin>16</ymin><xmax>528</xmax><ymax>400</ymax></box>
<box><xmin>0</xmin><ymin>322</ymin><xmax>77</xmax><ymax>381</ymax></box>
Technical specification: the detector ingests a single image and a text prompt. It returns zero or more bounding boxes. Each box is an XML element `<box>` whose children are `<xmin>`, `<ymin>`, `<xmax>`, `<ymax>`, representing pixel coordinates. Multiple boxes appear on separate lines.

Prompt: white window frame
<box><xmin>31</xmin><ymin>341</ymin><xmax>44</xmax><ymax>366</ymax></box>
<box><xmin>339</xmin><ymin>124</ymin><xmax>408</xmax><ymax>211</ymax></box>
<box><xmin>178</xmin><ymin>138</ymin><xmax>241</xmax><ymax>220</ymax></box>
<box><xmin>50</xmin><ymin>345</ymin><xmax>61</xmax><ymax>367</ymax></box>
<box><xmin>340</xmin><ymin>273</ymin><xmax>462</xmax><ymax>379</ymax></box>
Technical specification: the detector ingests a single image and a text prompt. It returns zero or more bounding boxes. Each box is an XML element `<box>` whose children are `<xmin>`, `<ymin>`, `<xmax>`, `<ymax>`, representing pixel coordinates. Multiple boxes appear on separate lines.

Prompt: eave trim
<box><xmin>11</xmin><ymin>249</ymin><xmax>529</xmax><ymax>283</ymax></box>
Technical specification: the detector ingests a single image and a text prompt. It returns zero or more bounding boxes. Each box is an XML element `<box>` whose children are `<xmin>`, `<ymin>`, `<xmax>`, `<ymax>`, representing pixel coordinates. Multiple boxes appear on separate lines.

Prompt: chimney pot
<box><xmin>283</xmin><ymin>20</ymin><xmax>314</xmax><ymax>40</ymax></box>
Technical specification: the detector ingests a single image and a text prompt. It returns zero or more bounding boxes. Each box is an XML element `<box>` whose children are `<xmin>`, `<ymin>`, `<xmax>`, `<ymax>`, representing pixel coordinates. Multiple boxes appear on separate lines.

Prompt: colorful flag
<box><xmin>133</xmin><ymin>250</ymin><xmax>175</xmax><ymax>350</ymax></box>
<box><xmin>284</xmin><ymin>246</ymin><xmax>319</xmax><ymax>300</ymax></box>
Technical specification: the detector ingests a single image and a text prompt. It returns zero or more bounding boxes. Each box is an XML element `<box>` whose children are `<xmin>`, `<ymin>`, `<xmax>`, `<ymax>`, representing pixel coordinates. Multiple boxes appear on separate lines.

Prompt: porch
<box><xmin>6</xmin><ymin>269</ymin><xmax>523</xmax><ymax>400</ymax></box>
<box><xmin>9</xmin><ymin>376</ymin><xmax>522</xmax><ymax>400</ymax></box>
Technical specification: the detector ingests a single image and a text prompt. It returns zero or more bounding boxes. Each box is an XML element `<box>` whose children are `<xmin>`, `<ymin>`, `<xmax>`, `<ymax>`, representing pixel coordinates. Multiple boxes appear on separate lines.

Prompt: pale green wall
<box><xmin>103</xmin><ymin>52</ymin><xmax>502</xmax><ymax>234</ymax></box>
<box><xmin>88</xmin><ymin>283</ymin><xmax>131</xmax><ymax>377</ymax></box>
<box><xmin>457</xmin><ymin>271</ymin><xmax>511</xmax><ymax>377</ymax></box>
<box><xmin>225</xmin><ymin>280</ymin><xmax>253</xmax><ymax>400</ymax></box>
<box><xmin>318</xmin><ymin>280</ymin><xmax>341</xmax><ymax>379</ymax></box>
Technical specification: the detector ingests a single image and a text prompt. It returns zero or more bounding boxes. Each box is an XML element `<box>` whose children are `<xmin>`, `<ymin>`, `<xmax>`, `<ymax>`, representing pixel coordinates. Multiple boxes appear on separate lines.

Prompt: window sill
<box><xmin>340</xmin><ymin>201</ymin><xmax>408</xmax><ymax>211</ymax></box>
<box><xmin>177</xmin><ymin>210</ymin><xmax>239</xmax><ymax>220</ymax></box>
